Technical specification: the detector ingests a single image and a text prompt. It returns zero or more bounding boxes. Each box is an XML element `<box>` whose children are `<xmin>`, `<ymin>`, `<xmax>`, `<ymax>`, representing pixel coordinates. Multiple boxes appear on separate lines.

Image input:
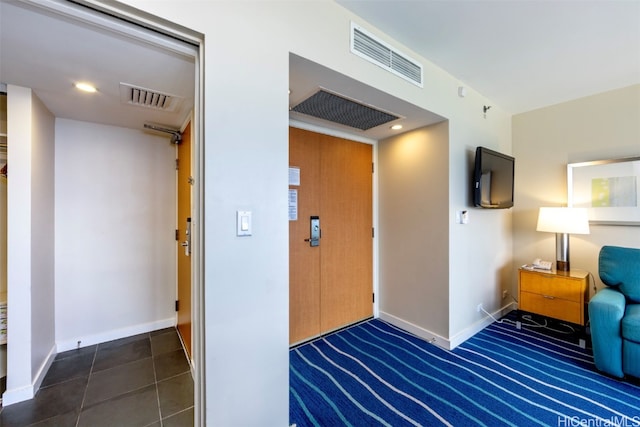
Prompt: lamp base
<box><xmin>556</xmin><ymin>260</ymin><xmax>569</xmax><ymax>271</ymax></box>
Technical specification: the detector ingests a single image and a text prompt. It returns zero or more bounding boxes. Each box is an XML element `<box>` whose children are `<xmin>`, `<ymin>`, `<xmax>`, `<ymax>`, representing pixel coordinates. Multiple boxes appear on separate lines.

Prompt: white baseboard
<box><xmin>3</xmin><ymin>344</ymin><xmax>56</xmax><ymax>406</ymax></box>
<box><xmin>378</xmin><ymin>311</ymin><xmax>451</xmax><ymax>350</ymax></box>
<box><xmin>3</xmin><ymin>384</ymin><xmax>34</xmax><ymax>406</ymax></box>
<box><xmin>449</xmin><ymin>302</ymin><xmax>517</xmax><ymax>349</ymax></box>
<box><xmin>379</xmin><ymin>303</ymin><xmax>517</xmax><ymax>351</ymax></box>
<box><xmin>4</xmin><ymin>318</ymin><xmax>176</xmax><ymax>406</ymax></box>
<box><xmin>32</xmin><ymin>345</ymin><xmax>56</xmax><ymax>396</ymax></box>
<box><xmin>56</xmin><ymin>317</ymin><xmax>176</xmax><ymax>352</ymax></box>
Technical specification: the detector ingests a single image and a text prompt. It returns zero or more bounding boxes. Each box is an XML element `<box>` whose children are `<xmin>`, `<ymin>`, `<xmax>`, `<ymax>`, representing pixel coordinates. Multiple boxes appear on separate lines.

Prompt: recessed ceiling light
<box><xmin>390</xmin><ymin>124</ymin><xmax>403</xmax><ymax>130</ymax></box>
<box><xmin>74</xmin><ymin>82</ymin><xmax>97</xmax><ymax>93</ymax></box>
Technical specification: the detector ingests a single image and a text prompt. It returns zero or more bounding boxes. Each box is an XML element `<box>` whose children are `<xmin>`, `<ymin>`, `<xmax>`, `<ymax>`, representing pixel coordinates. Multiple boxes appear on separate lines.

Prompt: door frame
<box><xmin>289</xmin><ymin>121</ymin><xmax>379</xmax><ymax>320</ymax></box>
<box><xmin>41</xmin><ymin>1</ymin><xmax>206</xmax><ymax>424</ymax></box>
<box><xmin>176</xmin><ymin>116</ymin><xmax>194</xmax><ymax>361</ymax></box>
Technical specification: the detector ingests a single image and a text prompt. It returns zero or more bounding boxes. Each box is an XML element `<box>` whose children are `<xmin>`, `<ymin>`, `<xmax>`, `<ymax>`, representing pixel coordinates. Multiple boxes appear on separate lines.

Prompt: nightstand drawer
<box><xmin>518</xmin><ymin>268</ymin><xmax>589</xmax><ymax>326</ymax></box>
<box><xmin>520</xmin><ymin>291</ymin><xmax>582</xmax><ymax>325</ymax></box>
<box><xmin>520</xmin><ymin>270</ymin><xmax>584</xmax><ymax>302</ymax></box>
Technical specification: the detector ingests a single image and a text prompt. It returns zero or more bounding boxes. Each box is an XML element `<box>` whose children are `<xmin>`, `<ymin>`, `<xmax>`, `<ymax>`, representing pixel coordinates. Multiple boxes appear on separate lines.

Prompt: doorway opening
<box><xmin>0</xmin><ymin>1</ymin><xmax>204</xmax><ymax>425</ymax></box>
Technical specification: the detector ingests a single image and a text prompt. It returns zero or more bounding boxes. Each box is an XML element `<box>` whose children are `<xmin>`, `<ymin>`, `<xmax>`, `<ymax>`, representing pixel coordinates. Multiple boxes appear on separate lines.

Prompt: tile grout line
<box><xmin>163</xmin><ymin>405</ymin><xmax>195</xmax><ymax>422</ymax></box>
<box><xmin>151</xmin><ymin>333</ymin><xmax>164</xmax><ymax>427</ymax></box>
<box><xmin>5</xmin><ymin>330</ymin><xmax>186</xmax><ymax>427</ymax></box>
<box><xmin>75</xmin><ymin>344</ymin><xmax>99</xmax><ymax>427</ymax></box>
<box><xmin>156</xmin><ymin>369</ymin><xmax>192</xmax><ymax>385</ymax></box>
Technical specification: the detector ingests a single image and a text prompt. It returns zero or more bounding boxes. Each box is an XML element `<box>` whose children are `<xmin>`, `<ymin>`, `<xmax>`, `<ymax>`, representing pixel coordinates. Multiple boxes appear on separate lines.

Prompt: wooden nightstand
<box><xmin>519</xmin><ymin>268</ymin><xmax>589</xmax><ymax>326</ymax></box>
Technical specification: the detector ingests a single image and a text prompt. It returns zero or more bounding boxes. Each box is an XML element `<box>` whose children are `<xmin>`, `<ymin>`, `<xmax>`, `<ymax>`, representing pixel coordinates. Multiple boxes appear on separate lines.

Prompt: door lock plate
<box><xmin>309</xmin><ymin>216</ymin><xmax>320</xmax><ymax>247</ymax></box>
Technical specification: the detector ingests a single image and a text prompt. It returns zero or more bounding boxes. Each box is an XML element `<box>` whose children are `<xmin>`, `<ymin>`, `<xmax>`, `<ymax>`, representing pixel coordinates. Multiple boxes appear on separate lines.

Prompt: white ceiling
<box><xmin>337</xmin><ymin>0</ymin><xmax>640</xmax><ymax>115</ymax></box>
<box><xmin>0</xmin><ymin>1</ymin><xmax>196</xmax><ymax>132</ymax></box>
<box><xmin>1</xmin><ymin>1</ymin><xmax>638</xmax><ymax>140</ymax></box>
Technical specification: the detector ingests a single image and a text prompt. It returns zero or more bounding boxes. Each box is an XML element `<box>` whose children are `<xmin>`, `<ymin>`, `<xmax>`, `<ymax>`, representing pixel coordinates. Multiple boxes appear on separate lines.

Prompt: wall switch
<box><xmin>236</xmin><ymin>210</ymin><xmax>252</xmax><ymax>236</ymax></box>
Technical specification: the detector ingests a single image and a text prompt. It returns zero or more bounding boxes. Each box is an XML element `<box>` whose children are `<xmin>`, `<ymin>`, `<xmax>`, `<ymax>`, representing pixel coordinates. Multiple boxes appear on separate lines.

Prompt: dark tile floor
<box><xmin>0</xmin><ymin>328</ymin><xmax>193</xmax><ymax>427</ymax></box>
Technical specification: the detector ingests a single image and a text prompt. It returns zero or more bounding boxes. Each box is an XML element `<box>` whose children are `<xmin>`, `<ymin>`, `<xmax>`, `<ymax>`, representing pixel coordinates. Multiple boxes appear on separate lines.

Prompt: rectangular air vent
<box><xmin>291</xmin><ymin>88</ymin><xmax>400</xmax><ymax>131</ymax></box>
<box><xmin>351</xmin><ymin>22</ymin><xmax>423</xmax><ymax>87</ymax></box>
<box><xmin>119</xmin><ymin>83</ymin><xmax>183</xmax><ymax>112</ymax></box>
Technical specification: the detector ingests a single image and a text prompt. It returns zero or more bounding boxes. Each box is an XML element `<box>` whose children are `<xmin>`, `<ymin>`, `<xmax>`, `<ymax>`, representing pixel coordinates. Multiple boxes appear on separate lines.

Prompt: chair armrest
<box><xmin>589</xmin><ymin>288</ymin><xmax>626</xmax><ymax>378</ymax></box>
<box><xmin>590</xmin><ymin>287</ymin><xmax>626</xmax><ymax>320</ymax></box>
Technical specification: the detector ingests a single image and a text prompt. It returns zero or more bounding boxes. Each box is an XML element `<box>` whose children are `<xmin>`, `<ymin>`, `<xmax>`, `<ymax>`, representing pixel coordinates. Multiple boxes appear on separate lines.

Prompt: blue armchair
<box><xmin>588</xmin><ymin>245</ymin><xmax>640</xmax><ymax>379</ymax></box>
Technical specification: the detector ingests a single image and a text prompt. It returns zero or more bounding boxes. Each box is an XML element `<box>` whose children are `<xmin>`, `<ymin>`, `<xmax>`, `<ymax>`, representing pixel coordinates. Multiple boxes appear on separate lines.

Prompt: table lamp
<box><xmin>536</xmin><ymin>207</ymin><xmax>590</xmax><ymax>271</ymax></box>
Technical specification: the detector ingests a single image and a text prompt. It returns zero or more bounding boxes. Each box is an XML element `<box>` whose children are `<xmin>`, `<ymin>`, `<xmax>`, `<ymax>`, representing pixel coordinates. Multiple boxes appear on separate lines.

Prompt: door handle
<box><xmin>304</xmin><ymin>216</ymin><xmax>320</xmax><ymax>247</ymax></box>
<box><xmin>182</xmin><ymin>217</ymin><xmax>191</xmax><ymax>256</ymax></box>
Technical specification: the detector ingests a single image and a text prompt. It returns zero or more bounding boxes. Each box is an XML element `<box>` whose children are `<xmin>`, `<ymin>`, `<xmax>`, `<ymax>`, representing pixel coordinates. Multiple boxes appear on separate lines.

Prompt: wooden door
<box><xmin>289</xmin><ymin>128</ymin><xmax>322</xmax><ymax>344</ymax></box>
<box><xmin>320</xmin><ymin>135</ymin><xmax>373</xmax><ymax>332</ymax></box>
<box><xmin>289</xmin><ymin>127</ymin><xmax>373</xmax><ymax>345</ymax></box>
<box><xmin>177</xmin><ymin>121</ymin><xmax>192</xmax><ymax>358</ymax></box>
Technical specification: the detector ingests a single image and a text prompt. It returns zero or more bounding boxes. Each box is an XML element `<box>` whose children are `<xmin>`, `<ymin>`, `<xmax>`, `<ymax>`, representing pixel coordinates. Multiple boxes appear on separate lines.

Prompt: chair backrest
<box><xmin>599</xmin><ymin>245</ymin><xmax>640</xmax><ymax>303</ymax></box>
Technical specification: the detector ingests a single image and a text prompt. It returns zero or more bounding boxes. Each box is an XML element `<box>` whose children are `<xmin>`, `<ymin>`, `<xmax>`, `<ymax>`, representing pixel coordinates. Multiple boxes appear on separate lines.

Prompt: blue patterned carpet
<box><xmin>290</xmin><ymin>318</ymin><xmax>640</xmax><ymax>426</ymax></box>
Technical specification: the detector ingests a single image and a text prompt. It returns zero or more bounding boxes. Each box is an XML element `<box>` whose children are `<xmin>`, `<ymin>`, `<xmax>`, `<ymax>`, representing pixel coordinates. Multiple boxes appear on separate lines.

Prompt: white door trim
<box><xmin>20</xmin><ymin>1</ymin><xmax>206</xmax><ymax>424</ymax></box>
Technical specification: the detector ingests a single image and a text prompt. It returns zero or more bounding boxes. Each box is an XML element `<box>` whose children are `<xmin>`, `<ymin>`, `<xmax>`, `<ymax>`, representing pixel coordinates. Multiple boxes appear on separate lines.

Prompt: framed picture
<box><xmin>568</xmin><ymin>156</ymin><xmax>640</xmax><ymax>225</ymax></box>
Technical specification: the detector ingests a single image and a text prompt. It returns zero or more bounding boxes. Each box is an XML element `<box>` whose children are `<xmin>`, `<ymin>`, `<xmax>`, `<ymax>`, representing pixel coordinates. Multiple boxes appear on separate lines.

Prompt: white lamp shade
<box><xmin>536</xmin><ymin>207</ymin><xmax>590</xmax><ymax>235</ymax></box>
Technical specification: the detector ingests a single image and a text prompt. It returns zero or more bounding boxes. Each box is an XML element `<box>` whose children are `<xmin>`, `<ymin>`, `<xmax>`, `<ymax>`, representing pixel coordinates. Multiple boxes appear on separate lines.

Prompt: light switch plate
<box><xmin>237</xmin><ymin>210</ymin><xmax>252</xmax><ymax>236</ymax></box>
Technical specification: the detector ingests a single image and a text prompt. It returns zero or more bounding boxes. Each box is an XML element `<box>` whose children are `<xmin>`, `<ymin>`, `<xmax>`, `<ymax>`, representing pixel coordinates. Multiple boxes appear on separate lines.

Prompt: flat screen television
<box><xmin>473</xmin><ymin>146</ymin><xmax>515</xmax><ymax>209</ymax></box>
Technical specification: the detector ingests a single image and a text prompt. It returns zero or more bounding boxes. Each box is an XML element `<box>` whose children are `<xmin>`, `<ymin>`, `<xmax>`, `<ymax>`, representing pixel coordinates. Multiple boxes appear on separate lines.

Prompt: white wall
<box><xmin>378</xmin><ymin>122</ymin><xmax>450</xmax><ymax>342</ymax></box>
<box><xmin>30</xmin><ymin>92</ymin><xmax>56</xmax><ymax>382</ymax></box>
<box><xmin>55</xmin><ymin>119</ymin><xmax>176</xmax><ymax>350</ymax></box>
<box><xmin>120</xmin><ymin>1</ymin><xmax>514</xmax><ymax>424</ymax></box>
<box><xmin>448</xmin><ymin>108</ymin><xmax>513</xmax><ymax>344</ymax></box>
<box><xmin>377</xmin><ymin>103</ymin><xmax>513</xmax><ymax>349</ymax></box>
<box><xmin>5</xmin><ymin>85</ymin><xmax>56</xmax><ymax>405</ymax></box>
<box><xmin>513</xmin><ymin>85</ymin><xmax>640</xmax><ymax>295</ymax></box>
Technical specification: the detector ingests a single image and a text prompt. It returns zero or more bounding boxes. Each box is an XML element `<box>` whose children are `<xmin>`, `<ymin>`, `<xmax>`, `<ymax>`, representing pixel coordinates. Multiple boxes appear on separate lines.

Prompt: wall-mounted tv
<box><xmin>473</xmin><ymin>146</ymin><xmax>515</xmax><ymax>209</ymax></box>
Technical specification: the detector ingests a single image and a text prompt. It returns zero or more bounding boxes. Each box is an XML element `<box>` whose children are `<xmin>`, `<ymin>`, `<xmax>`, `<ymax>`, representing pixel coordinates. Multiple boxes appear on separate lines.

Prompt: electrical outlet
<box><xmin>502</xmin><ymin>290</ymin><xmax>508</xmax><ymax>299</ymax></box>
<box><xmin>476</xmin><ymin>303</ymin><xmax>483</xmax><ymax>313</ymax></box>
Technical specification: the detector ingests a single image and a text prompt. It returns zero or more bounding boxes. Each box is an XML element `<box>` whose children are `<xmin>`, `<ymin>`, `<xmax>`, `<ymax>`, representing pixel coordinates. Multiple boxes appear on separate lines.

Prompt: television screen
<box><xmin>473</xmin><ymin>146</ymin><xmax>515</xmax><ymax>209</ymax></box>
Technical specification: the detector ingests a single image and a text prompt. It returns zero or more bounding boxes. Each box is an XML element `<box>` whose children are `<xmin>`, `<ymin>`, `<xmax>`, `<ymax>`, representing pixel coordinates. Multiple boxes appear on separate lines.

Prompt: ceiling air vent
<box><xmin>119</xmin><ymin>83</ymin><xmax>183</xmax><ymax>112</ymax></box>
<box><xmin>291</xmin><ymin>88</ymin><xmax>400</xmax><ymax>131</ymax></box>
<box><xmin>351</xmin><ymin>22</ymin><xmax>423</xmax><ymax>87</ymax></box>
